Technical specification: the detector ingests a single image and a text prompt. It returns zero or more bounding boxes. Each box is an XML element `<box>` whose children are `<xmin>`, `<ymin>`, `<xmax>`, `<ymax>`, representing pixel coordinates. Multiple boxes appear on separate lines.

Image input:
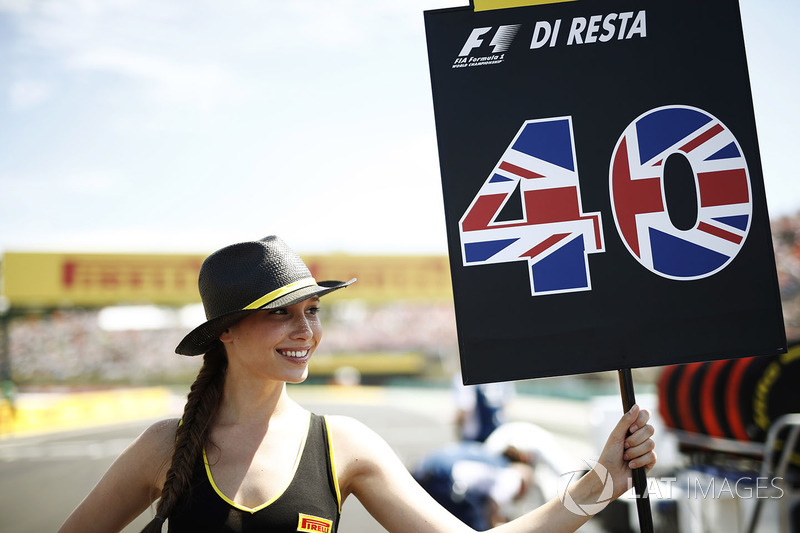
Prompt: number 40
<box><xmin>458</xmin><ymin>105</ymin><xmax>753</xmax><ymax>296</ymax></box>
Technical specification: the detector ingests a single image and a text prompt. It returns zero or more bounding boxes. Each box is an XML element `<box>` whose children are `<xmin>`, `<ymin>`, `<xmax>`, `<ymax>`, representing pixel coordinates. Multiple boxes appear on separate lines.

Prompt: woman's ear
<box><xmin>219</xmin><ymin>328</ymin><xmax>233</xmax><ymax>343</ymax></box>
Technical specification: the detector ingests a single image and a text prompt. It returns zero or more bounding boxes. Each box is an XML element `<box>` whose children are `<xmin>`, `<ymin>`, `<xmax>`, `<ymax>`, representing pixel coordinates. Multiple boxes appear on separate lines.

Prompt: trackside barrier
<box><xmin>0</xmin><ymin>387</ymin><xmax>171</xmax><ymax>438</ymax></box>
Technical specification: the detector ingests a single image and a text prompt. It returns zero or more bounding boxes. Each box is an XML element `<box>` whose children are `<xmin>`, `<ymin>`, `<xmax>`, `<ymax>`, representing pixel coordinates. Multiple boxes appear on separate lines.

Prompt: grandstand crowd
<box><xmin>773</xmin><ymin>211</ymin><xmax>800</xmax><ymax>340</ymax></box>
<box><xmin>3</xmin><ymin>210</ymin><xmax>799</xmax><ymax>385</ymax></box>
<box><xmin>4</xmin><ymin>301</ymin><xmax>459</xmax><ymax>384</ymax></box>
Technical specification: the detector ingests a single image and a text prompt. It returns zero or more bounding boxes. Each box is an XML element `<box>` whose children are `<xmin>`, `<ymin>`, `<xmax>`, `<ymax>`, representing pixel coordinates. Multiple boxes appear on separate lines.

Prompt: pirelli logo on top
<box><xmin>297</xmin><ymin>513</ymin><xmax>332</xmax><ymax>533</ymax></box>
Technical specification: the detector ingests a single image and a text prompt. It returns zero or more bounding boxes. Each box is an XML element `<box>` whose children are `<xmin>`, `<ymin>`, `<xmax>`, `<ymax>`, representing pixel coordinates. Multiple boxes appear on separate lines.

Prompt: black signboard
<box><xmin>425</xmin><ymin>0</ymin><xmax>786</xmax><ymax>384</ymax></box>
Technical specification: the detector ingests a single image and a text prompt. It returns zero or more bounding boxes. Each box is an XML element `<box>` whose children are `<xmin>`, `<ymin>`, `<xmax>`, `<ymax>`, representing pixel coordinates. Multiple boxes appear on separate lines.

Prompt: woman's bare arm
<box><xmin>58</xmin><ymin>418</ymin><xmax>178</xmax><ymax>533</ymax></box>
<box><xmin>328</xmin><ymin>405</ymin><xmax>655</xmax><ymax>533</ymax></box>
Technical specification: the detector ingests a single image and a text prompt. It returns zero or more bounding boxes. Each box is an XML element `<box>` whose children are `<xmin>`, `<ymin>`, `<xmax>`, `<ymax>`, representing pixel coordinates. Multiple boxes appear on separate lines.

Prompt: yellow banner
<box><xmin>303</xmin><ymin>253</ymin><xmax>453</xmax><ymax>303</ymax></box>
<box><xmin>2</xmin><ymin>252</ymin><xmax>204</xmax><ymax>307</ymax></box>
<box><xmin>1</xmin><ymin>252</ymin><xmax>453</xmax><ymax>307</ymax></box>
<box><xmin>308</xmin><ymin>352</ymin><xmax>426</xmax><ymax>376</ymax></box>
<box><xmin>0</xmin><ymin>387</ymin><xmax>171</xmax><ymax>437</ymax></box>
<box><xmin>473</xmin><ymin>0</ymin><xmax>577</xmax><ymax>11</ymax></box>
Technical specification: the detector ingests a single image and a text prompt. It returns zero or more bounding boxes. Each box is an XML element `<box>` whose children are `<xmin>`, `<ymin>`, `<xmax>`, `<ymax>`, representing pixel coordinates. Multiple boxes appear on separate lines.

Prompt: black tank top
<box><xmin>169</xmin><ymin>414</ymin><xmax>341</xmax><ymax>533</ymax></box>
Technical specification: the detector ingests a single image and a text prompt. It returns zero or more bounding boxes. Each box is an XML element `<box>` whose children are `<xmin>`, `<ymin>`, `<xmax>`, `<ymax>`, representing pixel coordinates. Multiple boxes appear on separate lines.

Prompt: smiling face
<box><xmin>219</xmin><ymin>296</ymin><xmax>323</xmax><ymax>384</ymax></box>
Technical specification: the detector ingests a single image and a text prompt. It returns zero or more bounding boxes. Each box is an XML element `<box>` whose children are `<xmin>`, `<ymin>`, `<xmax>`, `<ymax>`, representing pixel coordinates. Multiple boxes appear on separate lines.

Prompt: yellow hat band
<box><xmin>243</xmin><ymin>277</ymin><xmax>317</xmax><ymax>310</ymax></box>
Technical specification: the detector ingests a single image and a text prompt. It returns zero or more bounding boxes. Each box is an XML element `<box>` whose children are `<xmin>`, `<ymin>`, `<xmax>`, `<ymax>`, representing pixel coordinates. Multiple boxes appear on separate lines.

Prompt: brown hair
<box><xmin>140</xmin><ymin>344</ymin><xmax>227</xmax><ymax>532</ymax></box>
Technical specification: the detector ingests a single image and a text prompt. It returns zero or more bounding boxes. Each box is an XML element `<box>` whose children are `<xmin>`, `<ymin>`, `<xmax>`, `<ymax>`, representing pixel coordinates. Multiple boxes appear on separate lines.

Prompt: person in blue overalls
<box><xmin>413</xmin><ymin>441</ymin><xmax>534</xmax><ymax>530</ymax></box>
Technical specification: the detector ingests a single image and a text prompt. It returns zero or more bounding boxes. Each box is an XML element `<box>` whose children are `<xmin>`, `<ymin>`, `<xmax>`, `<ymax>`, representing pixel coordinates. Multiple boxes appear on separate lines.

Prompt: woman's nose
<box><xmin>290</xmin><ymin>314</ymin><xmax>313</xmax><ymax>339</ymax></box>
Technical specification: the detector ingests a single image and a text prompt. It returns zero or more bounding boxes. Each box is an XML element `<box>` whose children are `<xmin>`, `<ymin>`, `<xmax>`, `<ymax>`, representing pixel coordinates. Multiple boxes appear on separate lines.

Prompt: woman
<box><xmin>58</xmin><ymin>235</ymin><xmax>656</xmax><ymax>533</ymax></box>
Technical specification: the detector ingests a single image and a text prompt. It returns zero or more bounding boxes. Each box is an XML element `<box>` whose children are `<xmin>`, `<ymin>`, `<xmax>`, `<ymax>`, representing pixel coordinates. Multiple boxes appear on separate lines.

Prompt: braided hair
<box><xmin>140</xmin><ymin>344</ymin><xmax>227</xmax><ymax>532</ymax></box>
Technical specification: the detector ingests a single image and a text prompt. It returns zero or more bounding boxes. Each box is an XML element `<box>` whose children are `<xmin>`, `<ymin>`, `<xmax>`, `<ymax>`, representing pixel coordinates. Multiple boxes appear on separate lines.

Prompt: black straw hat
<box><xmin>176</xmin><ymin>236</ymin><xmax>355</xmax><ymax>356</ymax></box>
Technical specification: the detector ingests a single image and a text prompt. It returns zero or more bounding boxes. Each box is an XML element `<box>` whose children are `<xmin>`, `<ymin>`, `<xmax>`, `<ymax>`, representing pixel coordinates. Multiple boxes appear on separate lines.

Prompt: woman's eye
<box><xmin>306</xmin><ymin>306</ymin><xmax>320</xmax><ymax>315</ymax></box>
<box><xmin>269</xmin><ymin>308</ymin><xmax>288</xmax><ymax>315</ymax></box>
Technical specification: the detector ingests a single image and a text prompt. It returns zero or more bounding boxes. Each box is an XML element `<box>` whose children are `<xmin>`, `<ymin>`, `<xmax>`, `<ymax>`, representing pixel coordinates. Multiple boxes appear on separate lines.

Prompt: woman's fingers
<box><xmin>623</xmin><ymin>426</ymin><xmax>656</xmax><ymax>459</ymax></box>
<box><xmin>610</xmin><ymin>404</ymin><xmax>641</xmax><ymax>441</ymax></box>
<box><xmin>606</xmin><ymin>406</ymin><xmax>657</xmax><ymax>471</ymax></box>
<box><xmin>626</xmin><ymin>408</ymin><xmax>650</xmax><ymax>434</ymax></box>
<box><xmin>622</xmin><ymin>407</ymin><xmax>655</xmax><ymax>469</ymax></box>
<box><xmin>634</xmin><ymin>409</ymin><xmax>650</xmax><ymax>430</ymax></box>
<box><xmin>625</xmin><ymin>422</ymin><xmax>655</xmax><ymax>448</ymax></box>
<box><xmin>623</xmin><ymin>425</ymin><xmax>656</xmax><ymax>471</ymax></box>
<box><xmin>629</xmin><ymin>449</ymin><xmax>657</xmax><ymax>471</ymax></box>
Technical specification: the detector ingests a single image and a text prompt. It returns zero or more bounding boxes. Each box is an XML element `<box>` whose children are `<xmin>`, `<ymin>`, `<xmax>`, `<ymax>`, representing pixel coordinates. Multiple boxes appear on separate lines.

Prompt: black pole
<box><xmin>618</xmin><ymin>368</ymin><xmax>654</xmax><ymax>533</ymax></box>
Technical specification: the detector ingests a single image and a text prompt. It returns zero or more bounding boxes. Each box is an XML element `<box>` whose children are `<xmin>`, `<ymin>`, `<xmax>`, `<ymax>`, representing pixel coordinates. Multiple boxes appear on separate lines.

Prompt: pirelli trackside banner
<box><xmin>1</xmin><ymin>252</ymin><xmax>452</xmax><ymax>307</ymax></box>
<box><xmin>424</xmin><ymin>0</ymin><xmax>786</xmax><ymax>384</ymax></box>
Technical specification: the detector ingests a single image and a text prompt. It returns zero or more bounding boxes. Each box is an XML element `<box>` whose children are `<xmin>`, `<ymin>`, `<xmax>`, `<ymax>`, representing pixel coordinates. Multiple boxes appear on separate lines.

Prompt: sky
<box><xmin>0</xmin><ymin>0</ymin><xmax>797</xmax><ymax>257</ymax></box>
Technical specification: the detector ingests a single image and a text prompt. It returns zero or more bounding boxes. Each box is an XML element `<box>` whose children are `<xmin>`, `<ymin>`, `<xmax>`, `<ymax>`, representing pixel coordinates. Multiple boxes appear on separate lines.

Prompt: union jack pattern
<box><xmin>459</xmin><ymin>117</ymin><xmax>604</xmax><ymax>296</ymax></box>
<box><xmin>610</xmin><ymin>105</ymin><xmax>752</xmax><ymax>280</ymax></box>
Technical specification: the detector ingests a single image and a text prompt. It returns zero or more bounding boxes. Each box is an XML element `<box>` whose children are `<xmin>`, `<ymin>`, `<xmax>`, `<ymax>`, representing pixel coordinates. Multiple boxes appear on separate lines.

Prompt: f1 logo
<box><xmin>458</xmin><ymin>25</ymin><xmax>521</xmax><ymax>57</ymax></box>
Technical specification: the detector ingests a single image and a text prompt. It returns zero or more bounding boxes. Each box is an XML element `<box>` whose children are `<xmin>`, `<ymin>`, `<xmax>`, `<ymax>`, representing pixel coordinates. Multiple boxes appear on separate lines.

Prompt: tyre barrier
<box><xmin>657</xmin><ymin>341</ymin><xmax>800</xmax><ymax>465</ymax></box>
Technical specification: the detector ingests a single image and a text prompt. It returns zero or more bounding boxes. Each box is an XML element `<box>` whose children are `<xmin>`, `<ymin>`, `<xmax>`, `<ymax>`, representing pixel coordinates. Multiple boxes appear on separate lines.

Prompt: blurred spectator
<box><xmin>1</xmin><ymin>378</ymin><xmax>17</xmax><ymax>417</ymax></box>
<box><xmin>411</xmin><ymin>441</ymin><xmax>533</xmax><ymax>531</ymax></box>
<box><xmin>773</xmin><ymin>211</ymin><xmax>800</xmax><ymax>339</ymax></box>
<box><xmin>452</xmin><ymin>374</ymin><xmax>515</xmax><ymax>442</ymax></box>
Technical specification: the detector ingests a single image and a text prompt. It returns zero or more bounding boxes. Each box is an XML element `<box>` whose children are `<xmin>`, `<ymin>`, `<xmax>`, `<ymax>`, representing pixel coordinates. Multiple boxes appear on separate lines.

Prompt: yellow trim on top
<box><xmin>243</xmin><ymin>277</ymin><xmax>317</xmax><ymax>310</ymax></box>
<box><xmin>474</xmin><ymin>0</ymin><xmax>577</xmax><ymax>11</ymax></box>
<box><xmin>202</xmin><ymin>413</ymin><xmax>311</xmax><ymax>514</ymax></box>
<box><xmin>324</xmin><ymin>416</ymin><xmax>343</xmax><ymax>513</ymax></box>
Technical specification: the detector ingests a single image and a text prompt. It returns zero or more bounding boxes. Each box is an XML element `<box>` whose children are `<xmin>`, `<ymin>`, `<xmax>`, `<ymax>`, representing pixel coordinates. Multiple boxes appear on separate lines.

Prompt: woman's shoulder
<box><xmin>132</xmin><ymin>417</ymin><xmax>181</xmax><ymax>460</ymax></box>
<box><xmin>323</xmin><ymin>415</ymin><xmax>396</xmax><ymax>466</ymax></box>
<box><xmin>323</xmin><ymin>414</ymin><xmax>375</xmax><ymax>441</ymax></box>
<box><xmin>142</xmin><ymin>417</ymin><xmax>181</xmax><ymax>439</ymax></box>
<box><xmin>115</xmin><ymin>417</ymin><xmax>181</xmax><ymax>490</ymax></box>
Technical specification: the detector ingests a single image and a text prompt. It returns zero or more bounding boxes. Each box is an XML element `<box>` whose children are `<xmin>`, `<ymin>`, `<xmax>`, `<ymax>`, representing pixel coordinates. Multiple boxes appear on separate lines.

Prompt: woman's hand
<box><xmin>599</xmin><ymin>404</ymin><xmax>656</xmax><ymax>499</ymax></box>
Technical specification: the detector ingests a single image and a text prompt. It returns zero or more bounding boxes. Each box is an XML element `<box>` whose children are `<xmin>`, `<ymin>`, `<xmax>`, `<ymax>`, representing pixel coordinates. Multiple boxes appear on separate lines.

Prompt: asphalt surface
<box><xmin>0</xmin><ymin>386</ymin><xmax>604</xmax><ymax>532</ymax></box>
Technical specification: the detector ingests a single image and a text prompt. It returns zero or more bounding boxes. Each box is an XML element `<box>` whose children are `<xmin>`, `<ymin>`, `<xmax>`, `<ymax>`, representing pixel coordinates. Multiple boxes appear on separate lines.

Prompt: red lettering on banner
<box><xmin>60</xmin><ymin>259</ymin><xmax>202</xmax><ymax>294</ymax></box>
<box><xmin>62</xmin><ymin>262</ymin><xmax>76</xmax><ymax>287</ymax></box>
